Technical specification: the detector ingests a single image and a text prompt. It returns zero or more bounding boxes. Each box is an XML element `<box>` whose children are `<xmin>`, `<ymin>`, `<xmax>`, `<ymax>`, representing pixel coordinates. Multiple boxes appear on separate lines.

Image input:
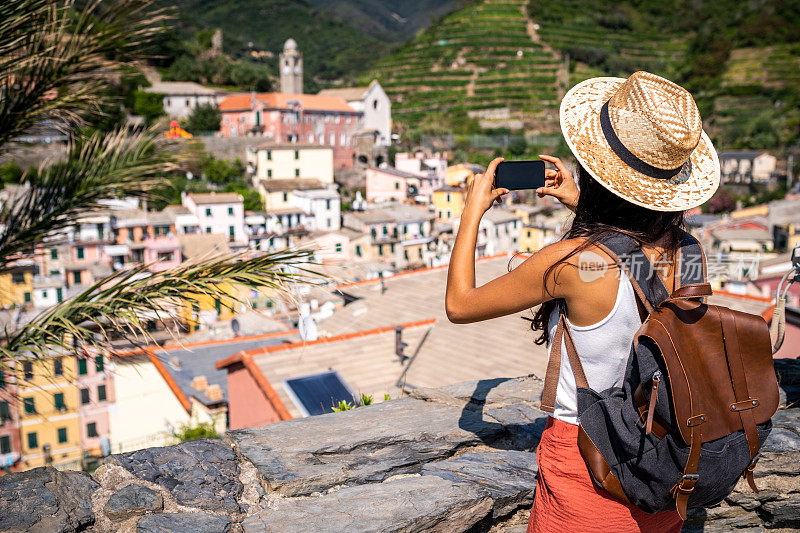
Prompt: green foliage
<box><xmin>184</xmin><ymin>103</ymin><xmax>221</xmax><ymax>133</ymax></box>
<box><xmin>384</xmin><ymin>393</ymin><xmax>391</xmax><ymax>401</ymax></box>
<box><xmin>359</xmin><ymin>393</ymin><xmax>373</xmax><ymax>406</ymax></box>
<box><xmin>162</xmin><ymin>54</ymin><xmax>273</xmax><ymax>92</ymax></box>
<box><xmin>203</xmin><ymin>157</ymin><xmax>242</xmax><ymax>185</ymax></box>
<box><xmin>172</xmin><ymin>420</ymin><xmax>220</xmax><ymax>442</ymax></box>
<box><xmin>331</xmin><ymin>399</ymin><xmax>355</xmax><ymax>412</ymax></box>
<box><xmin>133</xmin><ymin>91</ymin><xmax>165</xmax><ymax>124</ymax></box>
<box><xmin>0</xmin><ymin>162</ymin><xmax>24</xmax><ymax>184</ymax></box>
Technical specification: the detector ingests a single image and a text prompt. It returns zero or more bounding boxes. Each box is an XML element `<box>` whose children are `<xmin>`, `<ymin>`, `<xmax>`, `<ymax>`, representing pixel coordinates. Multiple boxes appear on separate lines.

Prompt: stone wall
<box><xmin>2</xmin><ymin>362</ymin><xmax>799</xmax><ymax>533</ymax></box>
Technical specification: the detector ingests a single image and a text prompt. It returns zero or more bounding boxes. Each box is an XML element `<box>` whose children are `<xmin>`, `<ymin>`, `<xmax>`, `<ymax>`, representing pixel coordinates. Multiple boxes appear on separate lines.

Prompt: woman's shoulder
<box><xmin>536</xmin><ymin>237</ymin><xmax>617</xmax><ymax>267</ymax></box>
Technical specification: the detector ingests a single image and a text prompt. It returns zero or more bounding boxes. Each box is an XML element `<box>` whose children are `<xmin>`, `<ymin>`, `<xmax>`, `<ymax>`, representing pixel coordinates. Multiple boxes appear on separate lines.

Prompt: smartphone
<box><xmin>494</xmin><ymin>160</ymin><xmax>546</xmax><ymax>190</ymax></box>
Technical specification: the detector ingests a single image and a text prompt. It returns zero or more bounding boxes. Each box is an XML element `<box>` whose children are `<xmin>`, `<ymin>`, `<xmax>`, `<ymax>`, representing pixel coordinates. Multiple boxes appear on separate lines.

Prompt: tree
<box><xmin>0</xmin><ymin>1</ymin><xmax>318</xmax><ymax>369</ymax></box>
<box><xmin>133</xmin><ymin>90</ymin><xmax>165</xmax><ymax>125</ymax></box>
<box><xmin>184</xmin><ymin>102</ymin><xmax>221</xmax><ymax>133</ymax></box>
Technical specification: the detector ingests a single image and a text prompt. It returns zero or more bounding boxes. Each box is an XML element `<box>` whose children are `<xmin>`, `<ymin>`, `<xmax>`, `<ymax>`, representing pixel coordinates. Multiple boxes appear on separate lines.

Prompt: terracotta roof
<box><xmin>219</xmin><ymin>92</ymin><xmax>357</xmax><ymax>113</ymax></box>
<box><xmin>216</xmin><ymin>319</ymin><xmax>437</xmax><ymax>419</ymax></box>
<box><xmin>187</xmin><ymin>192</ymin><xmax>243</xmax><ymax>205</ymax></box>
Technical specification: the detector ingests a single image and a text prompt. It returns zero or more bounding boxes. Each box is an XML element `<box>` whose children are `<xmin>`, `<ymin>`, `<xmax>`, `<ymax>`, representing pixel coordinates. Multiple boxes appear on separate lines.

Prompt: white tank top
<box><xmin>546</xmin><ymin>273</ymin><xmax>643</xmax><ymax>425</ymax></box>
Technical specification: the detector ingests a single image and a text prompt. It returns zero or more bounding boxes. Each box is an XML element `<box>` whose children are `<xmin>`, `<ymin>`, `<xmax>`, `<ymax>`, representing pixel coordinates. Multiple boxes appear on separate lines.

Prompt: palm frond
<box><xmin>1</xmin><ymin>248</ymin><xmax>323</xmax><ymax>361</ymax></box>
<box><xmin>0</xmin><ymin>128</ymin><xmax>175</xmax><ymax>269</ymax></box>
<box><xmin>0</xmin><ymin>0</ymin><xmax>172</xmax><ymax>148</ymax></box>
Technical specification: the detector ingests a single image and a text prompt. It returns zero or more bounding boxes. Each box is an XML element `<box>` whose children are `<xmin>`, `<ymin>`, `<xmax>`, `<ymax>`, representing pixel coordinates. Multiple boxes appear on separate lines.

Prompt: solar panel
<box><xmin>282</xmin><ymin>370</ymin><xmax>359</xmax><ymax>416</ymax></box>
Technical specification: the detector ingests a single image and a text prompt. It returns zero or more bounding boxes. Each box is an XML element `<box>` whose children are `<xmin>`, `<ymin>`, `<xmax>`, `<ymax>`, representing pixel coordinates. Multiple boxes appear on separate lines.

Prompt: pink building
<box><xmin>76</xmin><ymin>351</ymin><xmax>114</xmax><ymax>464</ymax></box>
<box><xmin>395</xmin><ymin>152</ymin><xmax>448</xmax><ymax>186</ymax></box>
<box><xmin>218</xmin><ymin>92</ymin><xmax>362</xmax><ymax>170</ymax></box>
<box><xmin>0</xmin><ymin>367</ymin><xmax>22</xmax><ymax>473</ymax></box>
<box><xmin>366</xmin><ymin>166</ymin><xmax>440</xmax><ymax>203</ymax></box>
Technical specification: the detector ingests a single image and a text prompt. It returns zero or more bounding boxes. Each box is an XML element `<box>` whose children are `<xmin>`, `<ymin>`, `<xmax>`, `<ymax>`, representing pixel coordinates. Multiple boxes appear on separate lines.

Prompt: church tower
<box><xmin>279</xmin><ymin>38</ymin><xmax>303</xmax><ymax>94</ymax></box>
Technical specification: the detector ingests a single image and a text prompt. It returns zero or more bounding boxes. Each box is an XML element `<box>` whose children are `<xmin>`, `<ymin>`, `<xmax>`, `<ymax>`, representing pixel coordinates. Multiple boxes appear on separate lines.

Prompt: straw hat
<box><xmin>560</xmin><ymin>71</ymin><xmax>720</xmax><ymax>212</ymax></box>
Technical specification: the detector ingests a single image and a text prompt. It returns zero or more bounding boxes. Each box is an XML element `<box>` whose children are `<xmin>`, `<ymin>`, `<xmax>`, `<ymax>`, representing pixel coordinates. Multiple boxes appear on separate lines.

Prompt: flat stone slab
<box><xmin>105</xmin><ymin>438</ymin><xmax>242</xmax><ymax>513</ymax></box>
<box><xmin>485</xmin><ymin>402</ymin><xmax>548</xmax><ymax>451</ymax></box>
<box><xmin>421</xmin><ymin>450</ymin><xmax>538</xmax><ymax>518</ymax></box>
<box><xmin>228</xmin><ymin>397</ymin><xmax>506</xmax><ymax>496</ymax></box>
<box><xmin>0</xmin><ymin>466</ymin><xmax>98</xmax><ymax>532</ymax></box>
<box><xmin>410</xmin><ymin>375</ymin><xmax>544</xmax><ymax>411</ymax></box>
<box><xmin>242</xmin><ymin>475</ymin><xmax>493</xmax><ymax>533</ymax></box>
<box><xmin>137</xmin><ymin>512</ymin><xmax>231</xmax><ymax>533</ymax></box>
<box><xmin>105</xmin><ymin>484</ymin><xmax>163</xmax><ymax>521</ymax></box>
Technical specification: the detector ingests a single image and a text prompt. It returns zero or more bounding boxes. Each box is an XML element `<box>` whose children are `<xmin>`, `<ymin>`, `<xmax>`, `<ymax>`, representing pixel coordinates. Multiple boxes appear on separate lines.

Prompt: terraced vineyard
<box><xmin>365</xmin><ymin>0</ymin><xmax>690</xmax><ymax>135</ymax></box>
<box><xmin>364</xmin><ymin>0</ymin><xmax>564</xmax><ymax>134</ymax></box>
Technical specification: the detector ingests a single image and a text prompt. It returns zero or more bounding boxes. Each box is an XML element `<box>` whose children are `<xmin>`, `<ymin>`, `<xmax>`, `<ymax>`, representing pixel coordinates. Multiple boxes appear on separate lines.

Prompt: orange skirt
<box><xmin>527</xmin><ymin>417</ymin><xmax>683</xmax><ymax>533</ymax></box>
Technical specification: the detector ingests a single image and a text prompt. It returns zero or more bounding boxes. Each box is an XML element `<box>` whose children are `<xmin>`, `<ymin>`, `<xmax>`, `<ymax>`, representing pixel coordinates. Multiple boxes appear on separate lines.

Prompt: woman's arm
<box><xmin>445</xmin><ymin>155</ymin><xmax>581</xmax><ymax>324</ymax></box>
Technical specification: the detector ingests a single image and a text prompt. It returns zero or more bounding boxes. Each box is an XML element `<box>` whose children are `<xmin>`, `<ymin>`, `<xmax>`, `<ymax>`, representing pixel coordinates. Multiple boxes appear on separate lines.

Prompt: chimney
<box><xmin>191</xmin><ymin>375</ymin><xmax>208</xmax><ymax>391</ymax></box>
<box><xmin>394</xmin><ymin>326</ymin><xmax>408</xmax><ymax>363</ymax></box>
<box><xmin>205</xmin><ymin>384</ymin><xmax>223</xmax><ymax>402</ymax></box>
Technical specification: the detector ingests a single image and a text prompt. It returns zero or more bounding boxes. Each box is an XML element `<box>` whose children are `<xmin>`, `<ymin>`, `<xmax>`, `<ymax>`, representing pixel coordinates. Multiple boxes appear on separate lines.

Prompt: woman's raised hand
<box><xmin>464</xmin><ymin>157</ymin><xmax>509</xmax><ymax>215</ymax></box>
<box><xmin>537</xmin><ymin>154</ymin><xmax>579</xmax><ymax>212</ymax></box>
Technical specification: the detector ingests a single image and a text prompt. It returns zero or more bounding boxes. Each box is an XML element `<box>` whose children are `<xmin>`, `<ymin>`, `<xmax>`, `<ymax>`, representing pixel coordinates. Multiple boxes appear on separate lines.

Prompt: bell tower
<box><xmin>279</xmin><ymin>38</ymin><xmax>303</xmax><ymax>94</ymax></box>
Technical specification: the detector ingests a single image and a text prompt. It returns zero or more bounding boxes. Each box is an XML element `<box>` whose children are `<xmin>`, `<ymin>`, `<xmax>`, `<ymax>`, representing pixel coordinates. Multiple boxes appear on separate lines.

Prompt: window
<box><xmin>95</xmin><ymin>355</ymin><xmax>104</xmax><ymax>372</ymax></box>
<box><xmin>395</xmin><ymin>182</ymin><xmax>400</xmax><ymax>190</ymax></box>
<box><xmin>404</xmin><ymin>249</ymin><xmax>409</xmax><ymax>260</ymax></box>
<box><xmin>50</xmin><ymin>248</ymin><xmax>58</xmax><ymax>259</ymax></box>
<box><xmin>228</xmin><ymin>207</ymin><xmax>234</xmax><ymax>216</ymax></box>
<box><xmin>24</xmin><ymin>292</ymin><xmax>31</xmax><ymax>303</ymax></box>
<box><xmin>373</xmin><ymin>99</ymin><xmax>379</xmax><ymax>110</ymax></box>
<box><xmin>53</xmin><ymin>357</ymin><xmax>63</xmax><ymax>377</ymax></box>
<box><xmin>295</xmin><ymin>168</ymin><xmax>300</xmax><ymax>177</ymax></box>
<box><xmin>77</xmin><ymin>357</ymin><xmax>87</xmax><ymax>375</ymax></box>
<box><xmin>50</xmin><ymin>269</ymin><xmax>59</xmax><ymax>276</ymax></box>
<box><xmin>73</xmin><ymin>272</ymin><xmax>81</xmax><ymax>284</ymax></box>
<box><xmin>326</xmin><ymin>199</ymin><xmax>331</xmax><ymax>210</ymax></box>
<box><xmin>80</xmin><ymin>388</ymin><xmax>90</xmax><ymax>405</ymax></box>
<box><xmin>87</xmin><ymin>422</ymin><xmax>98</xmax><ymax>438</ymax></box>
<box><xmin>438</xmin><ymin>210</ymin><xmax>442</xmax><ymax>218</ymax></box>
<box><xmin>54</xmin><ymin>392</ymin><xmax>65</xmax><ymax>411</ymax></box>
<box><xmin>27</xmin><ymin>432</ymin><xmax>38</xmax><ymax>449</ymax></box>
<box><xmin>23</xmin><ymin>397</ymin><xmax>35</xmax><ymax>414</ymax></box>
<box><xmin>382</xmin><ymin>225</ymin><xmax>388</xmax><ymax>235</ymax></box>
<box><xmin>206</xmin><ymin>227</ymin><xmax>212</xmax><ymax>233</ymax></box>
<box><xmin>282</xmin><ymin>192</ymin><xmax>288</xmax><ymax>202</ymax></box>
<box><xmin>214</xmin><ymin>299</ymin><xmax>222</xmax><ymax>315</ymax></box>
<box><xmin>329</xmin><ymin>133</ymin><xmax>335</xmax><ymax>145</ymax></box>
<box><xmin>355</xmin><ymin>245</ymin><xmax>362</xmax><ymax>257</ymax></box>
<box><xmin>97</xmin><ymin>384</ymin><xmax>106</xmax><ymax>402</ymax></box>
<box><xmin>267</xmin><ymin>169</ymin><xmax>272</xmax><ymax>178</ymax></box>
<box><xmin>390</xmin><ymin>243</ymin><xmax>395</xmax><ymax>253</ymax></box>
<box><xmin>308</xmin><ymin>133</ymin><xmax>314</xmax><ymax>143</ymax></box>
<box><xmin>418</xmin><ymin>248</ymin><xmax>423</xmax><ymax>259</ymax></box>
<box><xmin>335</xmin><ymin>243</ymin><xmax>342</xmax><ymax>253</ymax></box>
<box><xmin>205</xmin><ymin>208</ymin><xmax>212</xmax><ymax>217</ymax></box>
<box><xmin>41</xmin><ymin>290</ymin><xmax>48</xmax><ymax>299</ymax></box>
<box><xmin>23</xmin><ymin>362</ymin><xmax>33</xmax><ymax>380</ymax></box>
<box><xmin>0</xmin><ymin>400</ymin><xmax>10</xmax><ymax>420</ymax></box>
<box><xmin>76</xmin><ymin>247</ymin><xmax>84</xmax><ymax>260</ymax></box>
<box><xmin>0</xmin><ymin>435</ymin><xmax>10</xmax><ymax>454</ymax></box>
<box><xmin>378</xmin><ymin>244</ymin><xmax>383</xmax><ymax>255</ymax></box>
<box><xmin>267</xmin><ymin>150</ymin><xmax>272</xmax><ymax>160</ymax></box>
<box><xmin>57</xmin><ymin>427</ymin><xmax>67</xmax><ymax>443</ymax></box>
<box><xmin>229</xmin><ymin>226</ymin><xmax>235</xmax><ymax>237</ymax></box>
<box><xmin>294</xmin><ymin>150</ymin><xmax>299</xmax><ymax>160</ymax></box>
<box><xmin>340</xmin><ymin>133</ymin><xmax>346</xmax><ymax>146</ymax></box>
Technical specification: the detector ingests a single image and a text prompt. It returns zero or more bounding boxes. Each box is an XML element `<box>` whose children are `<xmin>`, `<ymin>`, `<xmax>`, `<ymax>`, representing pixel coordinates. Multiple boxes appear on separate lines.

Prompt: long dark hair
<box><xmin>530</xmin><ymin>162</ymin><xmax>685</xmax><ymax>345</ymax></box>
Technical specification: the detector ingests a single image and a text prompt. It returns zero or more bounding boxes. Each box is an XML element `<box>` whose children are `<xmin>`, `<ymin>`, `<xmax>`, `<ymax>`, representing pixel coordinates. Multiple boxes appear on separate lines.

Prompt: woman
<box><xmin>445</xmin><ymin>71</ymin><xmax>721</xmax><ymax>532</ymax></box>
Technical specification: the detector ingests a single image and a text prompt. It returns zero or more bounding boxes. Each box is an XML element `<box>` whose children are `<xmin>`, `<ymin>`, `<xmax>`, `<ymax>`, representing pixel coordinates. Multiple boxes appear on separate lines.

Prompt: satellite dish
<box><xmin>231</xmin><ymin>318</ymin><xmax>240</xmax><ymax>335</ymax></box>
<box><xmin>299</xmin><ymin>315</ymin><xmax>318</xmax><ymax>341</ymax></box>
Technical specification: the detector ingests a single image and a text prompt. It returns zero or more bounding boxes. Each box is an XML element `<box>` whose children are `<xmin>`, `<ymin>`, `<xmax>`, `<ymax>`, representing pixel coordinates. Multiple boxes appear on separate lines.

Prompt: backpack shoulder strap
<box><xmin>540</xmin><ymin>229</ymin><xmax>707</xmax><ymax>412</ymax></box>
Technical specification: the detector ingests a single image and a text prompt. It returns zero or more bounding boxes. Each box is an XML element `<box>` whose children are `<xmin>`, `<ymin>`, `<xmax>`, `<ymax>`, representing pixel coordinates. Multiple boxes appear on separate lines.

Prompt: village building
<box><xmin>432</xmin><ymin>185</ymin><xmax>465</xmax><ymax>221</ymax></box>
<box><xmin>181</xmin><ymin>192</ymin><xmax>247</xmax><ymax>246</ymax></box>
<box><xmin>247</xmin><ymin>144</ymin><xmax>334</xmax><ymax>184</ymax></box>
<box><xmin>144</xmin><ymin>81</ymin><xmax>226</xmax><ymax>119</ymax></box>
<box><xmin>719</xmin><ymin>150</ymin><xmax>778</xmax><ymax>183</ymax></box>
<box><xmin>318</xmin><ymin>80</ymin><xmax>392</xmax><ymax>146</ymax></box>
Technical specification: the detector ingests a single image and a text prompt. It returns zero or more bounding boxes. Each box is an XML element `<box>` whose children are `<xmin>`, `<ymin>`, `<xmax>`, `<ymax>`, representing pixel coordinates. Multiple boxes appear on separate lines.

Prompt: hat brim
<box><xmin>560</xmin><ymin>77</ymin><xmax>720</xmax><ymax>212</ymax></box>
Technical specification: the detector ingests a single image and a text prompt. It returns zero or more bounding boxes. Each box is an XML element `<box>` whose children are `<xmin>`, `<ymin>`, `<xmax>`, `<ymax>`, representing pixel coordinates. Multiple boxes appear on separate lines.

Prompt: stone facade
<box><xmin>1</xmin><ymin>361</ymin><xmax>799</xmax><ymax>532</ymax></box>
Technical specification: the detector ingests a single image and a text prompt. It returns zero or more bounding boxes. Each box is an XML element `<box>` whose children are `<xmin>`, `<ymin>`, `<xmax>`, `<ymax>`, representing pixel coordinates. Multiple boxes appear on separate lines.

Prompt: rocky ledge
<box><xmin>2</xmin><ymin>361</ymin><xmax>800</xmax><ymax>533</ymax></box>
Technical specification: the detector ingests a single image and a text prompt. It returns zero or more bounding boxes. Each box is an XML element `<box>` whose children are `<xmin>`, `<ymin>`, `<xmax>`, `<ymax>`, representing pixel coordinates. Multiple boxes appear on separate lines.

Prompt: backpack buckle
<box><xmin>746</xmin><ymin>452</ymin><xmax>761</xmax><ymax>472</ymax></box>
<box><xmin>675</xmin><ymin>473</ymin><xmax>699</xmax><ymax>494</ymax></box>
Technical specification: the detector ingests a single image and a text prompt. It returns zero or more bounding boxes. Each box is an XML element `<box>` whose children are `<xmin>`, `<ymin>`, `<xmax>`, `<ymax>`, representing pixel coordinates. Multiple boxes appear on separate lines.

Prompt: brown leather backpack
<box><xmin>541</xmin><ymin>231</ymin><xmax>780</xmax><ymax>518</ymax></box>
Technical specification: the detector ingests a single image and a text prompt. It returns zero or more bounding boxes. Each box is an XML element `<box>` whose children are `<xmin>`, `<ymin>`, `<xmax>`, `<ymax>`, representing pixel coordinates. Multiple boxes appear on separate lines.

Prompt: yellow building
<box><xmin>17</xmin><ymin>355</ymin><xmax>83</xmax><ymax>470</ymax></box>
<box><xmin>520</xmin><ymin>224</ymin><xmax>554</xmax><ymax>253</ymax></box>
<box><xmin>0</xmin><ymin>263</ymin><xmax>34</xmax><ymax>308</ymax></box>
<box><xmin>249</xmin><ymin>144</ymin><xmax>334</xmax><ymax>183</ymax></box>
<box><xmin>731</xmin><ymin>205</ymin><xmax>769</xmax><ymax>220</ymax></box>
<box><xmin>432</xmin><ymin>186</ymin><xmax>464</xmax><ymax>222</ymax></box>
<box><xmin>181</xmin><ymin>283</ymin><xmax>239</xmax><ymax>331</ymax></box>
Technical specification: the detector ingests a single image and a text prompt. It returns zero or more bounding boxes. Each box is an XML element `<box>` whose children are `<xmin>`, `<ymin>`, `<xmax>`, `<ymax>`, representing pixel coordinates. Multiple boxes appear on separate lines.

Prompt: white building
<box><xmin>247</xmin><ymin>144</ymin><xmax>334</xmax><ymax>184</ymax></box>
<box><xmin>144</xmin><ymin>82</ymin><xmax>226</xmax><ymax>119</ymax></box>
<box><xmin>453</xmin><ymin>208</ymin><xmax>521</xmax><ymax>256</ymax></box>
<box><xmin>163</xmin><ymin>205</ymin><xmax>200</xmax><ymax>235</ymax></box>
<box><xmin>318</xmin><ymin>80</ymin><xmax>392</xmax><ymax>146</ymax></box>
<box><xmin>291</xmin><ymin>189</ymin><xmax>340</xmax><ymax>231</ymax></box>
<box><xmin>395</xmin><ymin>152</ymin><xmax>448</xmax><ymax>187</ymax></box>
<box><xmin>181</xmin><ymin>192</ymin><xmax>246</xmax><ymax>245</ymax></box>
<box><xmin>719</xmin><ymin>150</ymin><xmax>777</xmax><ymax>183</ymax></box>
